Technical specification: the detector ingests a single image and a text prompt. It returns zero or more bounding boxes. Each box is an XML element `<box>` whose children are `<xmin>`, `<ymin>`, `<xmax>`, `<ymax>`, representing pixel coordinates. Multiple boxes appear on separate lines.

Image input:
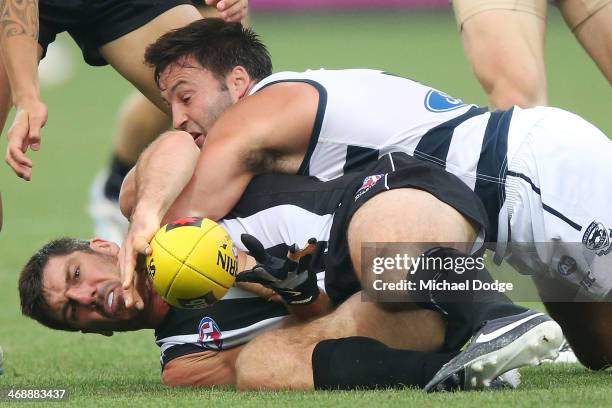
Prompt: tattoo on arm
<box><xmin>0</xmin><ymin>0</ymin><xmax>39</xmax><ymax>39</ymax></box>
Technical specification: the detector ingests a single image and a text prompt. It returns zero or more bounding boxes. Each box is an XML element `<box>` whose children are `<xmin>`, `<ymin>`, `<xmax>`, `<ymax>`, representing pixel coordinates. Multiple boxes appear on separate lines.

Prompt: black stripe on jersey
<box><xmin>414</xmin><ymin>106</ymin><xmax>488</xmax><ymax>167</ymax></box>
<box><xmin>474</xmin><ymin>109</ymin><xmax>512</xmax><ymax>241</ymax></box>
<box><xmin>343</xmin><ymin>145</ymin><xmax>380</xmax><ymax>173</ymax></box>
<box><xmin>224</xmin><ymin>173</ymin><xmax>347</xmax><ymax>220</ymax></box>
<box><xmin>506</xmin><ymin>170</ymin><xmax>582</xmax><ymax>231</ymax></box>
<box><xmin>251</xmin><ymin>79</ymin><xmax>328</xmax><ymax>177</ymax></box>
<box><xmin>161</xmin><ymin>343</ymin><xmax>205</xmax><ymax>368</ymax></box>
<box><xmin>154</xmin><ymin>297</ymin><xmax>288</xmax><ymax>341</ymax></box>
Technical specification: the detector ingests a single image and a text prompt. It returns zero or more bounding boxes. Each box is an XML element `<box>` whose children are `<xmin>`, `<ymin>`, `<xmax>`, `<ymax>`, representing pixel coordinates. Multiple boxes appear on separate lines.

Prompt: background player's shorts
<box><xmin>38</xmin><ymin>0</ymin><xmax>192</xmax><ymax>66</ymax></box>
<box><xmin>325</xmin><ymin>153</ymin><xmax>489</xmax><ymax>306</ymax></box>
<box><xmin>557</xmin><ymin>0</ymin><xmax>612</xmax><ymax>31</ymax></box>
<box><xmin>452</xmin><ymin>0</ymin><xmax>611</xmax><ymax>31</ymax></box>
<box><xmin>452</xmin><ymin>0</ymin><xmax>548</xmax><ymax>29</ymax></box>
<box><xmin>497</xmin><ymin>107</ymin><xmax>612</xmax><ymax>301</ymax></box>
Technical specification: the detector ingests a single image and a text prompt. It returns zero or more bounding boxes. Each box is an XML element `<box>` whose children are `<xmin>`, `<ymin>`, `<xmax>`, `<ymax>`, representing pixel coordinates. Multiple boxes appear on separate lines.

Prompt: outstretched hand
<box><xmin>119</xmin><ymin>212</ymin><xmax>160</xmax><ymax>310</ymax></box>
<box><xmin>237</xmin><ymin>234</ymin><xmax>321</xmax><ymax>305</ymax></box>
<box><xmin>5</xmin><ymin>99</ymin><xmax>48</xmax><ymax>180</ymax></box>
<box><xmin>205</xmin><ymin>0</ymin><xmax>248</xmax><ymax>22</ymax></box>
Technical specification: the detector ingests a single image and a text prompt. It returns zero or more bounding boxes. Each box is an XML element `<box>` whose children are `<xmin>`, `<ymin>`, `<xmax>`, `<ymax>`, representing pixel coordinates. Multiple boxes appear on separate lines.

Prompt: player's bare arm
<box><xmin>0</xmin><ymin>0</ymin><xmax>47</xmax><ymax>181</ymax></box>
<box><xmin>182</xmin><ymin>82</ymin><xmax>318</xmax><ymax>221</ymax></box>
<box><xmin>119</xmin><ymin>130</ymin><xmax>200</xmax><ymax>309</ymax></box>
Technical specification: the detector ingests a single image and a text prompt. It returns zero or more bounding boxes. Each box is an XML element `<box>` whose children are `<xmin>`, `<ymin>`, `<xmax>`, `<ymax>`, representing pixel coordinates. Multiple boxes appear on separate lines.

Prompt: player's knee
<box><xmin>487</xmin><ymin>73</ymin><xmax>546</xmax><ymax>109</ymax></box>
<box><xmin>570</xmin><ymin>342</ymin><xmax>612</xmax><ymax>370</ymax></box>
<box><xmin>566</xmin><ymin>327</ymin><xmax>612</xmax><ymax>370</ymax></box>
<box><xmin>476</xmin><ymin>59</ymin><xmax>546</xmax><ymax>109</ymax></box>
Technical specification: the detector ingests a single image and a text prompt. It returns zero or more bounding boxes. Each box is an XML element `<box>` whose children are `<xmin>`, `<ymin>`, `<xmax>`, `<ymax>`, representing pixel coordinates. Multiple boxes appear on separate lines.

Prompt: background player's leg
<box><xmin>99</xmin><ymin>5</ymin><xmax>201</xmax><ymax>111</ymax></box>
<box><xmin>88</xmin><ymin>5</ymin><xmax>224</xmax><ymax>242</ymax></box>
<box><xmin>560</xmin><ymin>1</ymin><xmax>612</xmax><ymax>83</ymax></box>
<box><xmin>235</xmin><ymin>293</ymin><xmax>446</xmax><ymax>390</ymax></box>
<box><xmin>453</xmin><ymin>1</ymin><xmax>548</xmax><ymax>108</ymax></box>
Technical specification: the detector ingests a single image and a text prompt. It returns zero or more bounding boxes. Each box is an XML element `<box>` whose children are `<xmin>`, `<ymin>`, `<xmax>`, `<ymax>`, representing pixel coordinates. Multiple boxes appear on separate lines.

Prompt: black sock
<box><xmin>411</xmin><ymin>247</ymin><xmax>529</xmax><ymax>350</ymax></box>
<box><xmin>103</xmin><ymin>155</ymin><xmax>133</xmax><ymax>202</ymax></box>
<box><xmin>312</xmin><ymin>336</ymin><xmax>458</xmax><ymax>390</ymax></box>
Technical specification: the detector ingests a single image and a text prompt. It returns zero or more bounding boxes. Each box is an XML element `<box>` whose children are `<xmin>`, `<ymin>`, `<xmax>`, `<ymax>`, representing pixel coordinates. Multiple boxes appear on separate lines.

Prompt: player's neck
<box><xmin>148</xmin><ymin>292</ymin><xmax>171</xmax><ymax>328</ymax></box>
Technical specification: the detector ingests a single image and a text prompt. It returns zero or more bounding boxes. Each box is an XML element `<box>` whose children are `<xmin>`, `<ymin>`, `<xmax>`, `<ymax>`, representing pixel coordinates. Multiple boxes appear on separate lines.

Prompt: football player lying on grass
<box><xmin>119</xmin><ymin>19</ymin><xmax>611</xmax><ymax>371</ymax></box>
<box><xmin>19</xmin><ymin>144</ymin><xmax>562</xmax><ymax>391</ymax></box>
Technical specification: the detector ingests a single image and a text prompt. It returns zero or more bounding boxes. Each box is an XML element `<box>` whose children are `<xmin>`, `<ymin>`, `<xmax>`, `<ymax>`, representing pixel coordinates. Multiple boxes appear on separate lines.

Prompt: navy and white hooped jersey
<box><xmin>251</xmin><ymin>69</ymin><xmax>540</xmax><ymax>240</ymax></box>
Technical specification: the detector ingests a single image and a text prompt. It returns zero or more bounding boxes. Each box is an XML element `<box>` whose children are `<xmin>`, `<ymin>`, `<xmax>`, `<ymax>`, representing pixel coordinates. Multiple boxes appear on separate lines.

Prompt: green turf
<box><xmin>0</xmin><ymin>8</ymin><xmax>610</xmax><ymax>407</ymax></box>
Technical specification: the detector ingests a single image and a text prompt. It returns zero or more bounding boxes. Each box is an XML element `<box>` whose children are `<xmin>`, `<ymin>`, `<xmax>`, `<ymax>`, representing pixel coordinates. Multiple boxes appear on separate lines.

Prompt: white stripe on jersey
<box><xmin>221</xmin><ymin>204</ymin><xmax>334</xmax><ymax>251</ymax></box>
<box><xmin>445</xmin><ymin>112</ymin><xmax>493</xmax><ymax>190</ymax></box>
<box><xmin>159</xmin><ymin>315</ymin><xmax>286</xmax><ymax>361</ymax></box>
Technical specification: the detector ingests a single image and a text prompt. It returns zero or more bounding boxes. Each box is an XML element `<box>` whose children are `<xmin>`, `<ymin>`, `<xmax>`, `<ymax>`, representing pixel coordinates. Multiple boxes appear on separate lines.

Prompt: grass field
<box><xmin>0</xmin><ymin>8</ymin><xmax>610</xmax><ymax>407</ymax></box>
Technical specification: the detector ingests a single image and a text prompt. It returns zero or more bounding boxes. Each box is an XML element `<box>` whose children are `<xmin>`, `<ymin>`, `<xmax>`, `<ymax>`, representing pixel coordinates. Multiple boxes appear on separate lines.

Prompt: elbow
<box><xmin>161</xmin><ymin>366</ymin><xmax>194</xmax><ymax>387</ymax></box>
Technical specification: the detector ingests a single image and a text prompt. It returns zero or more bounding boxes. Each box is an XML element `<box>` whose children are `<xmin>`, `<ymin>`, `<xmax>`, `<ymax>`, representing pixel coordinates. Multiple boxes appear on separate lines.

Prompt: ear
<box><xmin>81</xmin><ymin>329</ymin><xmax>114</xmax><ymax>337</ymax></box>
<box><xmin>89</xmin><ymin>238</ymin><xmax>120</xmax><ymax>257</ymax></box>
<box><xmin>226</xmin><ymin>66</ymin><xmax>253</xmax><ymax>101</ymax></box>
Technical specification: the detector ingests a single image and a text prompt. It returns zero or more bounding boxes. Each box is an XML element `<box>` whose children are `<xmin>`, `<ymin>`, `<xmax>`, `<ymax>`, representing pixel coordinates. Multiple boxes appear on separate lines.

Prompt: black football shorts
<box><xmin>38</xmin><ymin>0</ymin><xmax>193</xmax><ymax>66</ymax></box>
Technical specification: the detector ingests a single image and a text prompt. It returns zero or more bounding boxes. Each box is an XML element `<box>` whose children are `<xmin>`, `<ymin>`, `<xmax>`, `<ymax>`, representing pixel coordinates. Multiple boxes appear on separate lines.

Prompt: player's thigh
<box><xmin>99</xmin><ymin>4</ymin><xmax>202</xmax><ymax>112</ymax></box>
<box><xmin>236</xmin><ymin>293</ymin><xmax>446</xmax><ymax>389</ymax></box>
<box><xmin>543</xmin><ymin>300</ymin><xmax>612</xmax><ymax>370</ymax></box>
<box><xmin>561</xmin><ymin>0</ymin><xmax>612</xmax><ymax>82</ymax></box>
<box><xmin>454</xmin><ymin>1</ymin><xmax>547</xmax><ymax>107</ymax></box>
<box><xmin>346</xmin><ymin>188</ymin><xmax>477</xmax><ymax>283</ymax></box>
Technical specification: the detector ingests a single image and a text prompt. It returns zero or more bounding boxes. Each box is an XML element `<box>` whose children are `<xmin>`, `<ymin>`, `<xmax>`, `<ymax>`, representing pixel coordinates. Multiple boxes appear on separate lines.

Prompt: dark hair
<box><xmin>145</xmin><ymin>18</ymin><xmax>273</xmax><ymax>87</ymax></box>
<box><xmin>19</xmin><ymin>238</ymin><xmax>93</xmax><ymax>331</ymax></box>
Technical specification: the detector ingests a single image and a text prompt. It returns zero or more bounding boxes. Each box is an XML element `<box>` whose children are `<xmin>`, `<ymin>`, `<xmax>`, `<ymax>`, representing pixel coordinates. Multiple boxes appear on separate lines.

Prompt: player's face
<box><xmin>159</xmin><ymin>56</ymin><xmax>238</xmax><ymax>146</ymax></box>
<box><xmin>41</xmin><ymin>240</ymin><xmax>168</xmax><ymax>334</ymax></box>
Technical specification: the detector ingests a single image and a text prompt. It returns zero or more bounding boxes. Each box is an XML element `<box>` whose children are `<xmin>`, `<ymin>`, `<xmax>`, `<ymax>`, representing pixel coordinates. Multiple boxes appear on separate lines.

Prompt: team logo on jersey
<box><xmin>198</xmin><ymin>317</ymin><xmax>223</xmax><ymax>350</ymax></box>
<box><xmin>424</xmin><ymin>90</ymin><xmax>466</xmax><ymax>112</ymax></box>
<box><xmin>582</xmin><ymin>221</ymin><xmax>612</xmax><ymax>256</ymax></box>
<box><xmin>354</xmin><ymin>174</ymin><xmax>384</xmax><ymax>201</ymax></box>
<box><xmin>166</xmin><ymin>216</ymin><xmax>203</xmax><ymax>232</ymax></box>
<box><xmin>557</xmin><ymin>255</ymin><xmax>577</xmax><ymax>276</ymax></box>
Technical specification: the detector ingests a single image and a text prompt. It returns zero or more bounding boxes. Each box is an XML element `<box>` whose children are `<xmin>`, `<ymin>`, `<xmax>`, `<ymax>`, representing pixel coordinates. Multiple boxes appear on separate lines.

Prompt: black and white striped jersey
<box><xmin>251</xmin><ymin>69</ymin><xmax>542</xmax><ymax>241</ymax></box>
<box><xmin>154</xmin><ymin>174</ymin><xmax>348</xmax><ymax>367</ymax></box>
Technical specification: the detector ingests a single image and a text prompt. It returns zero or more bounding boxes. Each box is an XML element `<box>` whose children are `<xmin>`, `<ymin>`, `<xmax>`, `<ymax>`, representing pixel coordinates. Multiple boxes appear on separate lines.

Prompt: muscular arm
<box><xmin>180</xmin><ymin>82</ymin><xmax>317</xmax><ymax>221</ymax></box>
<box><xmin>0</xmin><ymin>0</ymin><xmax>47</xmax><ymax>180</ymax></box>
<box><xmin>0</xmin><ymin>0</ymin><xmax>39</xmax><ymax>106</ymax></box>
<box><xmin>119</xmin><ymin>131</ymin><xmax>201</xmax><ymax>308</ymax></box>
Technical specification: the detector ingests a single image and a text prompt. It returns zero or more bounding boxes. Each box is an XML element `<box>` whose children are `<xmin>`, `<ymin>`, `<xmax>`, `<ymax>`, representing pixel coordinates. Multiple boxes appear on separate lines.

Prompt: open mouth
<box><xmin>104</xmin><ymin>286</ymin><xmax>125</xmax><ymax>317</ymax></box>
<box><xmin>190</xmin><ymin>133</ymin><xmax>205</xmax><ymax>146</ymax></box>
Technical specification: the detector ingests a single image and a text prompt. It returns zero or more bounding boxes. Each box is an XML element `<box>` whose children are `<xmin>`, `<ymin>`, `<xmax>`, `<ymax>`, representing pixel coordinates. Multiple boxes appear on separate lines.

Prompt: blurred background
<box><xmin>0</xmin><ymin>0</ymin><xmax>610</xmax><ymax>390</ymax></box>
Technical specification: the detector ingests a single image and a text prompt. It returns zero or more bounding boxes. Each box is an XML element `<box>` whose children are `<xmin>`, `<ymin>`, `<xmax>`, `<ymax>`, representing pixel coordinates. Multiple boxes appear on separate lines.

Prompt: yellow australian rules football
<box><xmin>146</xmin><ymin>217</ymin><xmax>237</xmax><ymax>308</ymax></box>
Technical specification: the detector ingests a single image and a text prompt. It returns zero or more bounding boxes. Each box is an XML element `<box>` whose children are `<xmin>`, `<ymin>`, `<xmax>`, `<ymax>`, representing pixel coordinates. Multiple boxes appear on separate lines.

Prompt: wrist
<box><xmin>131</xmin><ymin>203</ymin><xmax>163</xmax><ymax>227</ymax></box>
<box><xmin>13</xmin><ymin>91</ymin><xmax>41</xmax><ymax>107</ymax></box>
